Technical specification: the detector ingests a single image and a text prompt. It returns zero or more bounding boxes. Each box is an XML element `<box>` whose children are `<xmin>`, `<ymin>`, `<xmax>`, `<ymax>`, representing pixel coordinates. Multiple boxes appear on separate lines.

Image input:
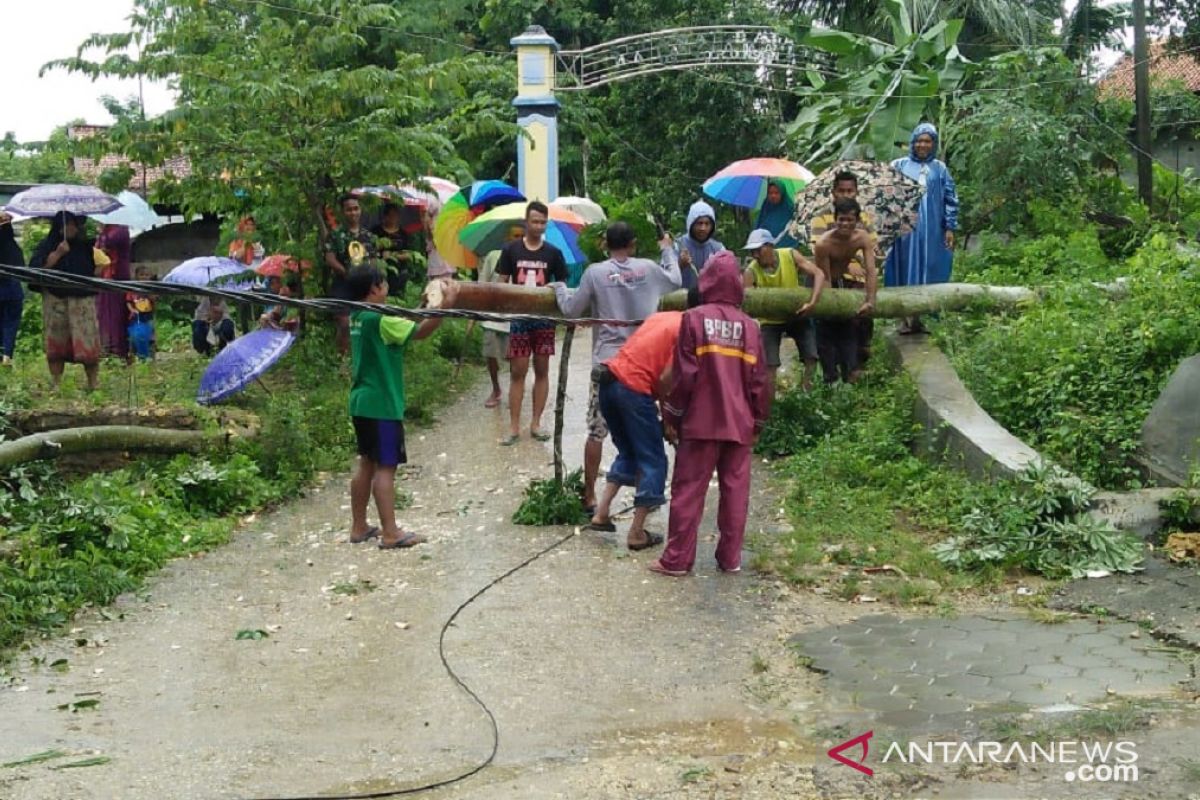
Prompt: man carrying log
<box><xmin>551</xmin><ymin>221</ymin><xmax>680</xmax><ymax>517</ymax></box>
<box><xmin>813</xmin><ymin>198</ymin><xmax>877</xmax><ymax>384</ymax></box>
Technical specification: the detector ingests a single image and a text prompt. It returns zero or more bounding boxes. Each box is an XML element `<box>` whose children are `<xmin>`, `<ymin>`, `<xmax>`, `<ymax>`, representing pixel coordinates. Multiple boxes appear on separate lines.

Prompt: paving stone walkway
<box><xmin>790</xmin><ymin>613</ymin><xmax>1193</xmax><ymax>733</ymax></box>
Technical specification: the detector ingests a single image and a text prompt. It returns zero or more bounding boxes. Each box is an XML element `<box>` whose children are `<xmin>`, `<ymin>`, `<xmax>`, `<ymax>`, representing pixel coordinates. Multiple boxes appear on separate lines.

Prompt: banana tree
<box><xmin>784</xmin><ymin>0</ymin><xmax>973</xmax><ymax>168</ymax></box>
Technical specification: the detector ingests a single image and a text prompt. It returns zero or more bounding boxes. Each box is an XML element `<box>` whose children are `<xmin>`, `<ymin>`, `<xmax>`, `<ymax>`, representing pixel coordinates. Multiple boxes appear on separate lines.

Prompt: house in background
<box><xmin>1099</xmin><ymin>41</ymin><xmax>1200</xmax><ymax>176</ymax></box>
<box><xmin>67</xmin><ymin>124</ymin><xmax>219</xmax><ymax>276</ymax></box>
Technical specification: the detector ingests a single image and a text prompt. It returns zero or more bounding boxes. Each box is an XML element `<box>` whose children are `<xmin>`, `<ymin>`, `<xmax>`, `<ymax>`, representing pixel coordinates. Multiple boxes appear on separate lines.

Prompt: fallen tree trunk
<box><xmin>426</xmin><ymin>282</ymin><xmax>1037</xmax><ymax>320</ymax></box>
<box><xmin>0</xmin><ymin>426</ymin><xmax>225</xmax><ymax>469</ymax></box>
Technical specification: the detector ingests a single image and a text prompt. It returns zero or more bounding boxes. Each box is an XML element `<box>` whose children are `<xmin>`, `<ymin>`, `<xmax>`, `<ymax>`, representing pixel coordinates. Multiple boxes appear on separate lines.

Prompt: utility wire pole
<box><xmin>1133</xmin><ymin>0</ymin><xmax>1153</xmax><ymax>210</ymax></box>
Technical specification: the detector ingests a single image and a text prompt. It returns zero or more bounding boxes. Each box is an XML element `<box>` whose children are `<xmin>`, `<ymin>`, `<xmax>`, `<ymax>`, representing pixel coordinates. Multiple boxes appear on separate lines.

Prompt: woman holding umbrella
<box><xmin>0</xmin><ymin>212</ymin><xmax>24</xmax><ymax>366</ymax></box>
<box><xmin>30</xmin><ymin>212</ymin><xmax>103</xmax><ymax>390</ymax></box>
<box><xmin>884</xmin><ymin>123</ymin><xmax>960</xmax><ymax>334</ymax></box>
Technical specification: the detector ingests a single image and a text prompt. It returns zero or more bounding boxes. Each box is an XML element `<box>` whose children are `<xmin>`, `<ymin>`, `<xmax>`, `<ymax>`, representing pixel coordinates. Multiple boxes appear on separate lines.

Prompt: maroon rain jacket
<box><xmin>663</xmin><ymin>251</ymin><xmax>769</xmax><ymax>445</ymax></box>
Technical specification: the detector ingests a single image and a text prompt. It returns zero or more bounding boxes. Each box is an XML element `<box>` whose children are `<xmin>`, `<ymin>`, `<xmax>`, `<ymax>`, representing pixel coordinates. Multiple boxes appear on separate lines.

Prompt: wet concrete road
<box><xmin>0</xmin><ymin>330</ymin><xmax>808</xmax><ymax>799</ymax></box>
<box><xmin>2</xmin><ymin>329</ymin><xmax>1198</xmax><ymax>800</ymax></box>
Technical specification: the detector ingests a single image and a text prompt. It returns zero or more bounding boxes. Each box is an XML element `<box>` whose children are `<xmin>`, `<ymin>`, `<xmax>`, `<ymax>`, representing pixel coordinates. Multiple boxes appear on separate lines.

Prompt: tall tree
<box><xmin>47</xmin><ymin>0</ymin><xmax>511</xmax><ymax>256</ymax></box>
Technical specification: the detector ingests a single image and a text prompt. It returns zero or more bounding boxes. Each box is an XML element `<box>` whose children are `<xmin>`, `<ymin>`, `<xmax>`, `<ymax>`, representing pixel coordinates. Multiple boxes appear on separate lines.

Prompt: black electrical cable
<box><xmin>242</xmin><ymin>526</ymin><xmax>578</xmax><ymax>800</ymax></box>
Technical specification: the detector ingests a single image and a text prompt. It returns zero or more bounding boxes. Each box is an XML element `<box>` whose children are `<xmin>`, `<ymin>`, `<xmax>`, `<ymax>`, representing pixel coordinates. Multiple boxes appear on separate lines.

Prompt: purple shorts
<box><xmin>352</xmin><ymin>417</ymin><xmax>408</xmax><ymax>467</ymax></box>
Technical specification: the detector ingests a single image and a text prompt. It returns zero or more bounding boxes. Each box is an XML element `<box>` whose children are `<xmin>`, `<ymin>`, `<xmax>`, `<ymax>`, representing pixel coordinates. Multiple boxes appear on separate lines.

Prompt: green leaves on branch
<box><xmin>784</xmin><ymin>0</ymin><xmax>971</xmax><ymax>167</ymax></box>
<box><xmin>932</xmin><ymin>463</ymin><xmax>1144</xmax><ymax>579</ymax></box>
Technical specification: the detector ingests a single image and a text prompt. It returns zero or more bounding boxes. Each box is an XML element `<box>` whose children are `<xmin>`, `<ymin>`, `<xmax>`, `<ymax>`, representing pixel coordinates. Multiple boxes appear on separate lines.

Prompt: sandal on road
<box><xmin>628</xmin><ymin>532</ymin><xmax>664</xmax><ymax>551</ymax></box>
<box><xmin>379</xmin><ymin>531</ymin><xmax>427</xmax><ymax>549</ymax></box>
<box><xmin>587</xmin><ymin>520</ymin><xmax>617</xmax><ymax>533</ymax></box>
<box><xmin>484</xmin><ymin>395</ymin><xmax>501</xmax><ymax>409</ymax></box>
<box><xmin>530</xmin><ymin>429</ymin><xmax>551</xmax><ymax>442</ymax></box>
<box><xmin>648</xmin><ymin>559</ymin><xmax>689</xmax><ymax>577</ymax></box>
<box><xmin>349</xmin><ymin>525</ymin><xmax>380</xmax><ymax>544</ymax></box>
<box><xmin>499</xmin><ymin>433</ymin><xmax>521</xmax><ymax>447</ymax></box>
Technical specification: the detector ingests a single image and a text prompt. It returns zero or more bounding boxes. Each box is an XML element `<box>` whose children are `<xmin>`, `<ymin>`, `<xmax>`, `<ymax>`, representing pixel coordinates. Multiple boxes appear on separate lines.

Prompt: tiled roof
<box><xmin>1099</xmin><ymin>41</ymin><xmax>1200</xmax><ymax>100</ymax></box>
<box><xmin>68</xmin><ymin>124</ymin><xmax>192</xmax><ymax>193</ymax></box>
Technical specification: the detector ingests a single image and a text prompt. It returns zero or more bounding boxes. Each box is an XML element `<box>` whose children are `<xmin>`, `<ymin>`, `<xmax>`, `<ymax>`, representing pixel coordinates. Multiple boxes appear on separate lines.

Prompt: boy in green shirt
<box><xmin>346</xmin><ymin>264</ymin><xmax>456</xmax><ymax>549</ymax></box>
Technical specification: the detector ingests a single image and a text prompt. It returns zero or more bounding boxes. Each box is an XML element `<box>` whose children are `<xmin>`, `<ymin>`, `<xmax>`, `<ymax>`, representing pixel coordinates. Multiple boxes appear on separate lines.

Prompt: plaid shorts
<box><xmin>507</xmin><ymin>321</ymin><xmax>556</xmax><ymax>359</ymax></box>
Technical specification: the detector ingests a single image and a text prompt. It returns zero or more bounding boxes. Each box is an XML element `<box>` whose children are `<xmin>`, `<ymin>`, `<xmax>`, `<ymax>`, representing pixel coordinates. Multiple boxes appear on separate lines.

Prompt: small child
<box><xmin>125</xmin><ymin>267</ymin><xmax>156</xmax><ymax>361</ymax></box>
<box><xmin>259</xmin><ymin>275</ymin><xmax>298</xmax><ymax>331</ymax></box>
<box><xmin>346</xmin><ymin>264</ymin><xmax>456</xmax><ymax>549</ymax></box>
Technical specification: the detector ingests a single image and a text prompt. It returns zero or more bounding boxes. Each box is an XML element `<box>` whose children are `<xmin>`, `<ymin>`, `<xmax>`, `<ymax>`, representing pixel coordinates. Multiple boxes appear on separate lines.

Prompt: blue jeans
<box><xmin>598</xmin><ymin>380</ymin><xmax>668</xmax><ymax>508</ymax></box>
<box><xmin>0</xmin><ymin>297</ymin><xmax>21</xmax><ymax>358</ymax></box>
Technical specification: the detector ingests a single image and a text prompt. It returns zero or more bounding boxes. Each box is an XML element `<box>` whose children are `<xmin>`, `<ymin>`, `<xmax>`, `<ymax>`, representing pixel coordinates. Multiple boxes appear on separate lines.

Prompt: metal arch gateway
<box><xmin>509</xmin><ymin>25</ymin><xmax>826</xmax><ymax>204</ymax></box>
<box><xmin>556</xmin><ymin>25</ymin><xmax>820</xmax><ymax>90</ymax></box>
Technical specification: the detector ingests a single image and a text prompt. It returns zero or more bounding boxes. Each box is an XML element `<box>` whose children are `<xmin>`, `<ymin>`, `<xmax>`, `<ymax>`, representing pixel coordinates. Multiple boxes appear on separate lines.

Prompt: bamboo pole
<box><xmin>424</xmin><ymin>282</ymin><xmax>1037</xmax><ymax>320</ymax></box>
<box><xmin>552</xmin><ymin>325</ymin><xmax>575</xmax><ymax>485</ymax></box>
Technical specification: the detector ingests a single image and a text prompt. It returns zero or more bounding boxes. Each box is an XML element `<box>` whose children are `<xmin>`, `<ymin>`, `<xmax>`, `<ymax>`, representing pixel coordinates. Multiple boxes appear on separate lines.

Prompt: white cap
<box><xmin>741</xmin><ymin>228</ymin><xmax>776</xmax><ymax>250</ymax></box>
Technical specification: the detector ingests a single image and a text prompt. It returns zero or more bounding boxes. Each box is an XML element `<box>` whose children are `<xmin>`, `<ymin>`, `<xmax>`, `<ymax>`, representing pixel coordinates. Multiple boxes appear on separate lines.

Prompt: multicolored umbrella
<box><xmin>551</xmin><ymin>196</ymin><xmax>606</xmax><ymax>225</ymax></box>
<box><xmin>4</xmin><ymin>184</ymin><xmax>122</xmax><ymax>218</ymax></box>
<box><xmin>787</xmin><ymin>159</ymin><xmax>925</xmax><ymax>253</ymax></box>
<box><xmin>460</xmin><ymin>202</ymin><xmax>588</xmax><ymax>265</ymax></box>
<box><xmin>197</xmin><ymin>329</ymin><xmax>296</xmax><ymax>405</ymax></box>
<box><xmin>433</xmin><ymin>181</ymin><xmax>525</xmax><ymax>270</ymax></box>
<box><xmin>163</xmin><ymin>256</ymin><xmax>252</xmax><ymax>289</ymax></box>
<box><xmin>702</xmin><ymin>158</ymin><xmax>815</xmax><ymax>210</ymax></box>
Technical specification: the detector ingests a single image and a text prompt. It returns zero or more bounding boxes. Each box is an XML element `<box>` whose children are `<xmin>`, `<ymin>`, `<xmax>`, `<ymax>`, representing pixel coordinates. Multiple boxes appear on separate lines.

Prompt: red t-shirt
<box><xmin>605</xmin><ymin>311</ymin><xmax>683</xmax><ymax>396</ymax></box>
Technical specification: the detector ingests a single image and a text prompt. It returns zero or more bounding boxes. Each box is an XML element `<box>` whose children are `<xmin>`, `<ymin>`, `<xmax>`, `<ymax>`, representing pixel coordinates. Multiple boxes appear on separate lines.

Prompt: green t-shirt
<box><xmin>349</xmin><ymin>311</ymin><xmax>418</xmax><ymax>420</ymax></box>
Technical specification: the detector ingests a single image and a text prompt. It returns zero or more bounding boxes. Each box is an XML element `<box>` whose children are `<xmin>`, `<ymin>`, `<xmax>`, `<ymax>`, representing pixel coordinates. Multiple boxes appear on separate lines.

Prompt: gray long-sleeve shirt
<box><xmin>553</xmin><ymin>245</ymin><xmax>681</xmax><ymax>364</ymax></box>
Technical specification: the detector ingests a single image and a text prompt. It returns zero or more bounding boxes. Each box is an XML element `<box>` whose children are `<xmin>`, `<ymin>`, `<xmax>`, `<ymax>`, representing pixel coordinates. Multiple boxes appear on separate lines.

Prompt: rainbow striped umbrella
<box><xmin>433</xmin><ymin>181</ymin><xmax>525</xmax><ymax>270</ymax></box>
<box><xmin>702</xmin><ymin>158</ymin><xmax>815</xmax><ymax>210</ymax></box>
<box><xmin>460</xmin><ymin>202</ymin><xmax>588</xmax><ymax>265</ymax></box>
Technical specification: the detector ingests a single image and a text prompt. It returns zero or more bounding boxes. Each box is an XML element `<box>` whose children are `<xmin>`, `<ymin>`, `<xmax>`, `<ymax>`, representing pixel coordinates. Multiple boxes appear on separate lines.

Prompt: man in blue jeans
<box><xmin>590</xmin><ymin>310</ymin><xmax>683</xmax><ymax>550</ymax></box>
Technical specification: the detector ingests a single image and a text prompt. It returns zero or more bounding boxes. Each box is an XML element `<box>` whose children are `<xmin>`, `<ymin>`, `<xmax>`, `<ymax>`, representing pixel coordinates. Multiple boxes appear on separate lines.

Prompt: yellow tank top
<box><xmin>748</xmin><ymin>248</ymin><xmax>799</xmax><ymax>325</ymax></box>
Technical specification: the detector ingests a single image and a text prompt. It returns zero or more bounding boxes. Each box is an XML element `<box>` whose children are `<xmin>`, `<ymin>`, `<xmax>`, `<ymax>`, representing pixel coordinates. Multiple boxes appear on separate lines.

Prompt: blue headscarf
<box><xmin>909</xmin><ymin>122</ymin><xmax>939</xmax><ymax>162</ymax></box>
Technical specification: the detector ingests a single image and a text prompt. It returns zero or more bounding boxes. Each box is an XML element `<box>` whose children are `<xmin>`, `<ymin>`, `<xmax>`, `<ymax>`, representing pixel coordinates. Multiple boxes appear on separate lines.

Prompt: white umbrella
<box><xmin>92</xmin><ymin>191</ymin><xmax>162</xmax><ymax>231</ymax></box>
<box><xmin>551</xmin><ymin>196</ymin><xmax>606</xmax><ymax>225</ymax></box>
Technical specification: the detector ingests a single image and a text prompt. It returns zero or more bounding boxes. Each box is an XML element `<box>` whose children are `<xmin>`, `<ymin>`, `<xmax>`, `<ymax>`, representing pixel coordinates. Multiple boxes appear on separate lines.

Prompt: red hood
<box><xmin>699</xmin><ymin>251</ymin><xmax>744</xmax><ymax>307</ymax></box>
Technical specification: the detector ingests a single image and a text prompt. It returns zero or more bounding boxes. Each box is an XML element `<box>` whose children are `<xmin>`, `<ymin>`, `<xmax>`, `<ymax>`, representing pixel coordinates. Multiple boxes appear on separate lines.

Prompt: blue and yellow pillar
<box><xmin>512</xmin><ymin>25</ymin><xmax>559</xmax><ymax>202</ymax></box>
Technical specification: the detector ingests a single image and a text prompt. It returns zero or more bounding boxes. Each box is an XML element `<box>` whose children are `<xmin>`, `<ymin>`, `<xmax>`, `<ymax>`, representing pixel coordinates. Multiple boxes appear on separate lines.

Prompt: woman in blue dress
<box><xmin>884</xmin><ymin>122</ymin><xmax>959</xmax><ymax>334</ymax></box>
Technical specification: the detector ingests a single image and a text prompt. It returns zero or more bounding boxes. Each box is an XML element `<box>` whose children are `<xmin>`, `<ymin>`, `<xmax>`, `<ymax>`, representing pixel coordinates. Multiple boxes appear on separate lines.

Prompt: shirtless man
<box><xmin>812</xmin><ymin>197</ymin><xmax>877</xmax><ymax>384</ymax></box>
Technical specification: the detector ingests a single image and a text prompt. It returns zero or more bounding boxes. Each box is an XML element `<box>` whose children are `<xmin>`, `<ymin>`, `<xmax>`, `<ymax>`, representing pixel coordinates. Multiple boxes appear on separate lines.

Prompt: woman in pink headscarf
<box><xmin>96</xmin><ymin>224</ymin><xmax>132</xmax><ymax>359</ymax></box>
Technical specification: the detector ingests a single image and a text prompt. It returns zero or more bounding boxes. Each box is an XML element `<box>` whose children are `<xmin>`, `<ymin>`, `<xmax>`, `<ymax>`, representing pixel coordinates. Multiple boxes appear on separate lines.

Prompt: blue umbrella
<box><xmin>466</xmin><ymin>180</ymin><xmax>524</xmax><ymax>210</ymax></box>
<box><xmin>92</xmin><ymin>191</ymin><xmax>161</xmax><ymax>231</ymax></box>
<box><xmin>4</xmin><ymin>184</ymin><xmax>122</xmax><ymax>217</ymax></box>
<box><xmin>163</xmin><ymin>256</ymin><xmax>252</xmax><ymax>289</ymax></box>
<box><xmin>198</xmin><ymin>329</ymin><xmax>296</xmax><ymax>405</ymax></box>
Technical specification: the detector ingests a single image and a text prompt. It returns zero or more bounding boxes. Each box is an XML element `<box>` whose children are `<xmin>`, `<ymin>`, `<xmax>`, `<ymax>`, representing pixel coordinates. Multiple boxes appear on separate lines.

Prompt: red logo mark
<box><xmin>827</xmin><ymin>730</ymin><xmax>874</xmax><ymax>776</ymax></box>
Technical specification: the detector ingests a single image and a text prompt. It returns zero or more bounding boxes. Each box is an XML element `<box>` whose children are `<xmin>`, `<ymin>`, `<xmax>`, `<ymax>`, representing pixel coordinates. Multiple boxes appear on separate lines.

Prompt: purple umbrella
<box><xmin>4</xmin><ymin>184</ymin><xmax>122</xmax><ymax>217</ymax></box>
<box><xmin>163</xmin><ymin>256</ymin><xmax>253</xmax><ymax>289</ymax></box>
<box><xmin>198</xmin><ymin>329</ymin><xmax>296</xmax><ymax>405</ymax></box>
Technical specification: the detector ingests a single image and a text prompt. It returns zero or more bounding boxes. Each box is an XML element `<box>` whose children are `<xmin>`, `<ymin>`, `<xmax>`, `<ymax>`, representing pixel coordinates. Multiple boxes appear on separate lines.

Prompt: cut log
<box><xmin>424</xmin><ymin>282</ymin><xmax>1037</xmax><ymax>320</ymax></box>
<box><xmin>0</xmin><ymin>426</ymin><xmax>228</xmax><ymax>469</ymax></box>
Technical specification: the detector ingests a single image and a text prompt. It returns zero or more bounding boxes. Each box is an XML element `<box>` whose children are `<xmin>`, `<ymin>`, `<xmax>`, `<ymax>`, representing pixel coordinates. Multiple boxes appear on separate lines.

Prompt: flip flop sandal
<box><xmin>379</xmin><ymin>531</ymin><xmax>427</xmax><ymax>549</ymax></box>
<box><xmin>484</xmin><ymin>396</ymin><xmax>501</xmax><ymax>408</ymax></box>
<box><xmin>499</xmin><ymin>434</ymin><xmax>521</xmax><ymax>446</ymax></box>
<box><xmin>530</xmin><ymin>430</ymin><xmax>551</xmax><ymax>442</ymax></box>
<box><xmin>628</xmin><ymin>532</ymin><xmax>664</xmax><ymax>551</ymax></box>
<box><xmin>648</xmin><ymin>559</ymin><xmax>688</xmax><ymax>577</ymax></box>
<box><xmin>349</xmin><ymin>525</ymin><xmax>380</xmax><ymax>544</ymax></box>
<box><xmin>587</xmin><ymin>520</ymin><xmax>617</xmax><ymax>533</ymax></box>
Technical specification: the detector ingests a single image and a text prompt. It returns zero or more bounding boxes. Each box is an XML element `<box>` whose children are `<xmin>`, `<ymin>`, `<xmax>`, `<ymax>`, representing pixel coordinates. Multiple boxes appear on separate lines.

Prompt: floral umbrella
<box><xmin>4</xmin><ymin>184</ymin><xmax>122</xmax><ymax>218</ymax></box>
<box><xmin>787</xmin><ymin>160</ymin><xmax>925</xmax><ymax>254</ymax></box>
<box><xmin>433</xmin><ymin>181</ymin><xmax>525</xmax><ymax>271</ymax></box>
<box><xmin>702</xmin><ymin>158</ymin><xmax>815</xmax><ymax>210</ymax></box>
<box><xmin>255</xmin><ymin>254</ymin><xmax>310</xmax><ymax>278</ymax></box>
<box><xmin>197</xmin><ymin>329</ymin><xmax>295</xmax><ymax>405</ymax></box>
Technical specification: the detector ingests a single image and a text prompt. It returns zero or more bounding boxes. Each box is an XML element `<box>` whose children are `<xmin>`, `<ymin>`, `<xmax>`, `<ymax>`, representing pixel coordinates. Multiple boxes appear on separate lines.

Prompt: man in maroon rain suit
<box><xmin>651</xmin><ymin>251</ymin><xmax>770</xmax><ymax>577</ymax></box>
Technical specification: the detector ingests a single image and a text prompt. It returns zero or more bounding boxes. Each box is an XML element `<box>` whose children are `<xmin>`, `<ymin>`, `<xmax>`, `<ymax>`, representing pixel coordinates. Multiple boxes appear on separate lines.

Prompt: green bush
<box><xmin>513</xmin><ymin>469</ymin><xmax>589</xmax><ymax>526</ymax></box>
<box><xmin>940</xmin><ymin>232</ymin><xmax>1200</xmax><ymax>489</ymax></box>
